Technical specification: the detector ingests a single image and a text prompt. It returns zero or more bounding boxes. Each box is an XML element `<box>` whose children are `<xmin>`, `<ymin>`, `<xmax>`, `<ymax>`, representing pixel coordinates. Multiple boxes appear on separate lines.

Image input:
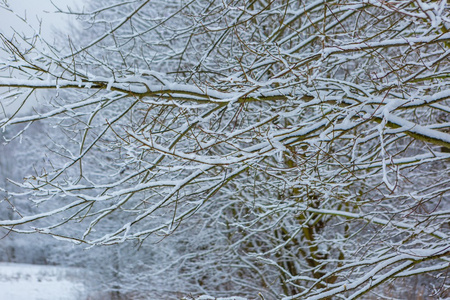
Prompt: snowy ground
<box><xmin>0</xmin><ymin>263</ymin><xmax>95</xmax><ymax>300</ymax></box>
<box><xmin>0</xmin><ymin>263</ymin><xmax>249</xmax><ymax>300</ymax></box>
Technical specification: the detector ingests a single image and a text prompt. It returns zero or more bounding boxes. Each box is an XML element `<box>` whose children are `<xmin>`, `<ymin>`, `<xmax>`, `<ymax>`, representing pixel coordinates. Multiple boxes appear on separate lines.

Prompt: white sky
<box><xmin>1</xmin><ymin>0</ymin><xmax>85</xmax><ymax>39</ymax></box>
<box><xmin>0</xmin><ymin>0</ymin><xmax>86</xmax><ymax>116</ymax></box>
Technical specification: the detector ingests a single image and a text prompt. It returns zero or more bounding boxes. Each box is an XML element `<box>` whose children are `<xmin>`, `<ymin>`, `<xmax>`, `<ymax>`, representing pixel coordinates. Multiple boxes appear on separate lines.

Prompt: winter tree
<box><xmin>0</xmin><ymin>0</ymin><xmax>449</xmax><ymax>299</ymax></box>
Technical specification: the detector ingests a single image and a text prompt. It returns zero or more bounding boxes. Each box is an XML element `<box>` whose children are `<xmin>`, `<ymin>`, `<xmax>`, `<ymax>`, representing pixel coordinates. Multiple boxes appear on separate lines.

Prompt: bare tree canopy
<box><xmin>0</xmin><ymin>0</ymin><xmax>449</xmax><ymax>299</ymax></box>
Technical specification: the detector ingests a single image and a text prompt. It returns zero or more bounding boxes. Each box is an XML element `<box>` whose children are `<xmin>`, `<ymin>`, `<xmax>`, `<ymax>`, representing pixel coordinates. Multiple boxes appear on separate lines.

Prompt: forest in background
<box><xmin>0</xmin><ymin>0</ymin><xmax>449</xmax><ymax>299</ymax></box>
